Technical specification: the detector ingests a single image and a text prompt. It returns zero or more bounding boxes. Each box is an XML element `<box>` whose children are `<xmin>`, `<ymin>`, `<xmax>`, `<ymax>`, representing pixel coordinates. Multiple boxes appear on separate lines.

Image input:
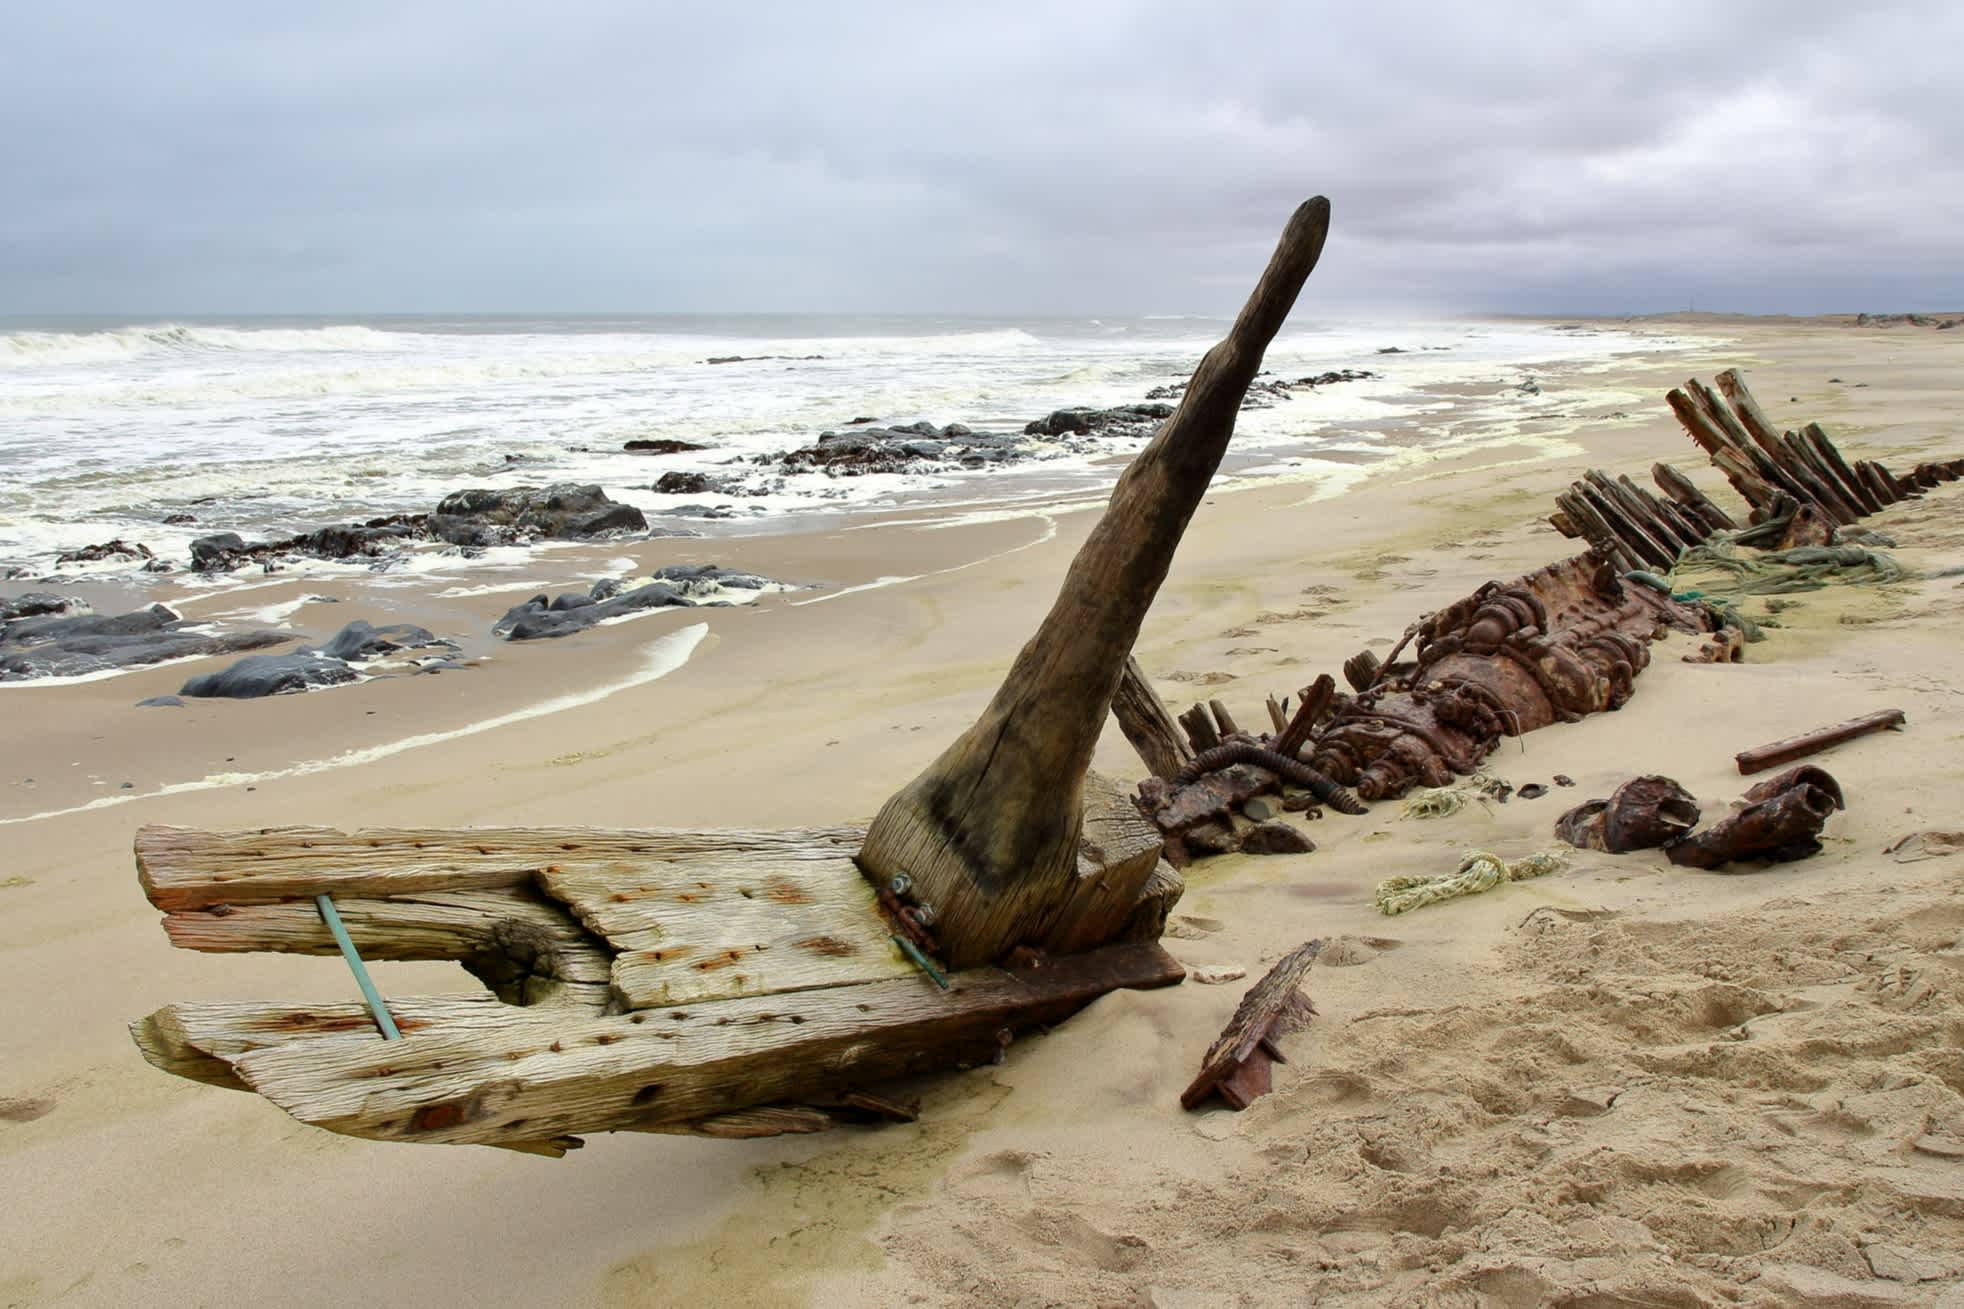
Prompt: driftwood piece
<box><xmin>1178</xmin><ymin>703</ymin><xmax>1222</xmax><ymax>754</ymax></box>
<box><xmin>1208</xmin><ymin>699</ymin><xmax>1242</xmax><ymax>739</ymax></box>
<box><xmin>1274</xmin><ymin>674</ymin><xmax>1335</xmax><ymax>760</ymax></box>
<box><xmin>1802</xmin><ymin>423</ymin><xmax>1881</xmax><ymax>514</ymax></box>
<box><xmin>218</xmin><ymin>941</ymin><xmax>1186</xmax><ymax>1148</ymax></box>
<box><xmin>1652</xmin><ymin>463</ymin><xmax>1737</xmax><ymax>531</ymax></box>
<box><xmin>1713</xmin><ymin>368</ymin><xmax>1785</xmax><ymax>456</ymax></box>
<box><xmin>856</xmin><ymin>198</ymin><xmax>1332</xmax><ymax>969</ymax></box>
<box><xmin>1111</xmin><ymin>655</ymin><xmax>1194</xmax><ymax>780</ymax></box>
<box><xmin>1265</xmin><ymin>694</ymin><xmax>1289</xmax><ymax>735</ymax></box>
<box><xmin>1735</xmin><ymin>709</ymin><xmax>1906</xmax><ymax>775</ymax></box>
<box><xmin>137</xmin><ymin>823</ymin><xmax>866</xmax><ymax>911</ymax></box>
<box><xmin>161</xmin><ymin>889</ymin><xmax>614</xmax><ymax>1010</ymax></box>
<box><xmin>1181</xmin><ymin>939</ymin><xmax>1322</xmax><ymax>1110</ymax></box>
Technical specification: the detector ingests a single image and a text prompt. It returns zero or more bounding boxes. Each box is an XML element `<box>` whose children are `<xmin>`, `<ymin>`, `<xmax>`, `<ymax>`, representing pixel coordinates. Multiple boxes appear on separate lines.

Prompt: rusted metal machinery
<box><xmin>1119</xmin><ymin>553</ymin><xmax>1711</xmax><ymax>862</ymax></box>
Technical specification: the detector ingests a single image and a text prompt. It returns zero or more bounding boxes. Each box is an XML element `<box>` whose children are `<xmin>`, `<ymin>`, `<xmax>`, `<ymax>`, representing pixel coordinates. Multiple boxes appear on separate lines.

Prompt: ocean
<box><xmin>0</xmin><ymin>313</ymin><xmax>1680</xmax><ymax>586</ymax></box>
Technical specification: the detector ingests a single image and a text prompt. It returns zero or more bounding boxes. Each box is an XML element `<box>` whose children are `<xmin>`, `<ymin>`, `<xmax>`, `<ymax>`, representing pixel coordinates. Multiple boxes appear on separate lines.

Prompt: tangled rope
<box><xmin>1667</xmin><ymin>538</ymin><xmax>1906</xmax><ymax>598</ymax></box>
<box><xmin>1173</xmin><ymin>742</ymin><xmax>1368</xmax><ymax>814</ymax></box>
<box><xmin>1401</xmin><ymin>772</ymin><xmax>1509</xmax><ymax>819</ymax></box>
<box><xmin>1373</xmin><ymin>848</ymin><xmax>1569</xmax><ymax>916</ymax></box>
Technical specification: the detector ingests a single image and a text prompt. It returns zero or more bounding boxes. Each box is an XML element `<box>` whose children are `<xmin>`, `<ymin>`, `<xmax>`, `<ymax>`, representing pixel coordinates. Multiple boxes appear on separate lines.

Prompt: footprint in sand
<box><xmin>1317</xmin><ymin>936</ymin><xmax>1404</xmax><ymax>967</ymax></box>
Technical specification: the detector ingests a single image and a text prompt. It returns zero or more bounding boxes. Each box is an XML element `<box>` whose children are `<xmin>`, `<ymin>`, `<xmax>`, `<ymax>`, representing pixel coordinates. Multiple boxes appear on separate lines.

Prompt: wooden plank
<box><xmin>160</xmin><ymin>889</ymin><xmax>614</xmax><ymax>1009</ymax></box>
<box><xmin>137</xmin><ymin>824</ymin><xmax>866</xmax><ymax>912</ymax></box>
<box><xmin>1178</xmin><ymin>703</ymin><xmax>1221</xmax><ymax>754</ymax></box>
<box><xmin>222</xmin><ymin>942</ymin><xmax>1188</xmax><ymax>1147</ymax></box>
<box><xmin>1804</xmin><ymin>423</ymin><xmax>1882</xmax><ymax>514</ymax></box>
<box><xmin>132</xmin><ymin>994</ymin><xmax>509</xmax><ymax>1090</ymax></box>
<box><xmin>1781</xmin><ymin>431</ymin><xmax>1863</xmax><ymax>521</ymax></box>
<box><xmin>1274</xmin><ymin>674</ymin><xmax>1335</xmax><ymax>759</ymax></box>
<box><xmin>541</xmin><ymin>852</ymin><xmax>914</xmax><ymax>1009</ymax></box>
<box><xmin>1652</xmin><ymin>462</ymin><xmax>1738</xmax><ymax>531</ymax></box>
<box><xmin>1577</xmin><ymin>480</ymin><xmax>1674</xmax><ymax>569</ymax></box>
<box><xmin>1713</xmin><ymin>368</ymin><xmax>1788</xmax><ymax>460</ymax></box>
<box><xmin>1208</xmin><ymin>699</ymin><xmax>1242</xmax><ymax>738</ymax></box>
<box><xmin>1110</xmin><ymin>655</ymin><xmax>1194</xmax><ymax>780</ymax></box>
<box><xmin>1181</xmin><ymin>938</ymin><xmax>1321</xmax><ymax>1110</ymax></box>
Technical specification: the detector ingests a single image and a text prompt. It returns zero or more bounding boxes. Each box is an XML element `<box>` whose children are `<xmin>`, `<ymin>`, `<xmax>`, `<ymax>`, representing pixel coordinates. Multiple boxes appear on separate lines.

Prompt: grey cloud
<box><xmin>2</xmin><ymin>0</ymin><xmax>1959</xmax><ymax>314</ymax></box>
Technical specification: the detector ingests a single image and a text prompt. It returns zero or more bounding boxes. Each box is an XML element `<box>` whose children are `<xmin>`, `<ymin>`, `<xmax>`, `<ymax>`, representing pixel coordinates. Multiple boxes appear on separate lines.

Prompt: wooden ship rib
<box><xmin>129</xmin><ymin>197</ymin><xmax>1337</xmax><ymax>1154</ymax></box>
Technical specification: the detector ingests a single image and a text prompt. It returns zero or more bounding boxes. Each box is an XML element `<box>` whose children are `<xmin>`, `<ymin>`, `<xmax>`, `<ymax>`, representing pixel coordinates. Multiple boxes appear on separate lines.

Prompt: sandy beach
<box><xmin>4</xmin><ymin>316</ymin><xmax>1963</xmax><ymax>1306</ymax></box>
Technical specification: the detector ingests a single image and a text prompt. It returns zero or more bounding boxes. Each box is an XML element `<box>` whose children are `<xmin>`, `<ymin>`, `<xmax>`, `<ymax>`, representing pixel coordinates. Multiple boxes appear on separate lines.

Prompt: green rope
<box><xmin>1374</xmin><ymin>849</ymin><xmax>1570</xmax><ymax>916</ymax></box>
<box><xmin>1666</xmin><ymin>537</ymin><xmax>1906</xmax><ymax>599</ymax></box>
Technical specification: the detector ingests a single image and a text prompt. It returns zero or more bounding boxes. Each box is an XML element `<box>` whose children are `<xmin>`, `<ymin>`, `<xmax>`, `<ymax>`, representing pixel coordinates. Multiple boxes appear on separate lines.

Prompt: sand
<box><xmin>3</xmin><ymin>318</ymin><xmax>1962</xmax><ymax>1307</ymax></box>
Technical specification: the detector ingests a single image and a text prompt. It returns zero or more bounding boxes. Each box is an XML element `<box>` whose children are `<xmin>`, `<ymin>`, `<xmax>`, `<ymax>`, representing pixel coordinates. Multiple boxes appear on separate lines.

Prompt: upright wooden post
<box><xmin>857</xmin><ymin>198</ymin><xmax>1333</xmax><ymax>968</ymax></box>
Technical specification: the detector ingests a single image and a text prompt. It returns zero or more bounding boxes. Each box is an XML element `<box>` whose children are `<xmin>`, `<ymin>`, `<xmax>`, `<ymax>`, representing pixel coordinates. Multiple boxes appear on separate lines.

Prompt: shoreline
<box><xmin>3</xmin><ymin>315</ymin><xmax>1962</xmax><ymax>1306</ymax></box>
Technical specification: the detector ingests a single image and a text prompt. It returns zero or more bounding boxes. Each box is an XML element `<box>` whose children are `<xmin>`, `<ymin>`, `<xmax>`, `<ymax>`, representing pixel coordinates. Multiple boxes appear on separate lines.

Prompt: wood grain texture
<box><xmin>224</xmin><ymin>942</ymin><xmax>1187</xmax><ymax>1146</ymax></box>
<box><xmin>540</xmin><ymin>849</ymin><xmax>914</xmax><ymax>1009</ymax></box>
<box><xmin>1040</xmin><ymin>771</ymin><xmax>1167</xmax><ymax>954</ymax></box>
<box><xmin>855</xmin><ymin>198</ymin><xmax>1331</xmax><ymax>969</ymax></box>
<box><xmin>161</xmin><ymin>889</ymin><xmax>614</xmax><ymax>1009</ymax></box>
<box><xmin>1111</xmin><ymin>654</ymin><xmax>1195</xmax><ymax>780</ymax></box>
<box><xmin>1182</xmin><ymin>938</ymin><xmax>1322</xmax><ymax>1110</ymax></box>
<box><xmin>137</xmin><ymin>823</ymin><xmax>865</xmax><ymax>911</ymax></box>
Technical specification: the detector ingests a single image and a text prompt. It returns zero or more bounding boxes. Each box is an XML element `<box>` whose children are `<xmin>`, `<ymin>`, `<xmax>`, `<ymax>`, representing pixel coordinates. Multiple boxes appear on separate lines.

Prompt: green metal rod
<box><xmin>315</xmin><ymin>894</ymin><xmax>403</xmax><ymax>1040</ymax></box>
<box><xmin>891</xmin><ymin>934</ymin><xmax>951</xmax><ymax>990</ymax></box>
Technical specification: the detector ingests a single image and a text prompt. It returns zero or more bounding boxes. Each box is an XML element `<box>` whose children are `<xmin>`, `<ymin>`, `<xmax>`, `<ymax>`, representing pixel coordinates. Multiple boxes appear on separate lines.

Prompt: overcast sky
<box><xmin>4</xmin><ymin>1</ymin><xmax>1960</xmax><ymax>317</ymax></box>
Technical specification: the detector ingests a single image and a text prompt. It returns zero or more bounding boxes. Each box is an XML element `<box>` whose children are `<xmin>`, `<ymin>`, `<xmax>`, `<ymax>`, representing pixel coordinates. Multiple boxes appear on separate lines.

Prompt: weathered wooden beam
<box><xmin>856</xmin><ymin>197</ymin><xmax>1332</xmax><ymax>969</ymax></box>
<box><xmin>1110</xmin><ymin>655</ymin><xmax>1195</xmax><ymax>781</ymax></box>
<box><xmin>136</xmin><ymin>824</ymin><xmax>865</xmax><ymax>912</ymax></box>
<box><xmin>1265</xmin><ymin>694</ymin><xmax>1289</xmax><ymax>735</ymax></box>
<box><xmin>1713</xmin><ymin>368</ymin><xmax>1788</xmax><ymax>460</ymax></box>
<box><xmin>1274</xmin><ymin>674</ymin><xmax>1335</xmax><ymax>760</ymax></box>
<box><xmin>160</xmin><ymin>889</ymin><xmax>613</xmax><ymax>1010</ymax></box>
<box><xmin>1652</xmin><ymin>462</ymin><xmax>1738</xmax><ymax>532</ymax></box>
<box><xmin>1781</xmin><ymin>431</ymin><xmax>1864</xmax><ymax>521</ymax></box>
<box><xmin>1208</xmin><ymin>699</ymin><xmax>1242</xmax><ymax>739</ymax></box>
<box><xmin>1181</xmin><ymin>938</ymin><xmax>1321</xmax><ymax>1111</ymax></box>
<box><xmin>213</xmin><ymin>941</ymin><xmax>1187</xmax><ymax>1147</ymax></box>
<box><xmin>1178</xmin><ymin>703</ymin><xmax>1222</xmax><ymax>754</ymax></box>
<box><xmin>1799</xmin><ymin>423</ymin><xmax>1880</xmax><ymax>514</ymax></box>
<box><xmin>1577</xmin><ymin>479</ymin><xmax>1675</xmax><ymax>570</ymax></box>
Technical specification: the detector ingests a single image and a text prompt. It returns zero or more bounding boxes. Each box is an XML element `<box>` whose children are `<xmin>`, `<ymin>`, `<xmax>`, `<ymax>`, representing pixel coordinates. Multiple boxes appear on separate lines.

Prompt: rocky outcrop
<box><xmin>1146</xmin><ymin>371</ymin><xmax>1376</xmax><ymax>405</ymax></box>
<box><xmin>779</xmin><ymin>421</ymin><xmax>1027</xmax><ymax>476</ymax></box>
<box><xmin>1023</xmin><ymin>403</ymin><xmax>1173</xmax><ymax>437</ymax></box>
<box><xmin>190</xmin><ymin>515</ymin><xmax>426</xmax><ymax>574</ymax></box>
<box><xmin>492</xmin><ymin>565</ymin><xmax>778</xmax><ymax>641</ymax></box>
<box><xmin>624</xmin><ymin>439</ymin><xmax>707</xmax><ymax>455</ymax></box>
<box><xmin>0</xmin><ymin>600</ymin><xmax>292</xmax><ymax>682</ymax></box>
<box><xmin>176</xmin><ymin>619</ymin><xmax>461</xmax><ymax>699</ymax></box>
<box><xmin>427</xmin><ymin>484</ymin><xmax>646</xmax><ymax>548</ymax></box>
<box><xmin>55</xmin><ymin>539</ymin><xmax>154</xmax><ymax>566</ymax></box>
<box><xmin>180</xmin><ymin>653</ymin><xmax>359</xmax><ymax>699</ymax></box>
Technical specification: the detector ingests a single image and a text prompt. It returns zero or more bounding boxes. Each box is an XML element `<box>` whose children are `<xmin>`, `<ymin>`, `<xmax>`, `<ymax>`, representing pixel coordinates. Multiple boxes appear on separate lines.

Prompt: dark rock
<box><xmin>623</xmin><ymin>439</ymin><xmax>707</xmax><ymax>455</ymax></box>
<box><xmin>180</xmin><ymin>653</ymin><xmax>359</xmax><ymax>699</ymax></box>
<box><xmin>648</xmin><ymin>564</ymin><xmax>773</xmax><ymax>595</ymax></box>
<box><xmin>704</xmin><ymin>354</ymin><xmax>824</xmax><ymax>365</ymax></box>
<box><xmin>0</xmin><ymin>593</ymin><xmax>79</xmax><ymax>623</ymax></box>
<box><xmin>1297</xmin><ymin>369</ymin><xmax>1379</xmax><ymax>387</ymax></box>
<box><xmin>429</xmin><ymin>483</ymin><xmax>647</xmax><ymax>547</ymax></box>
<box><xmin>1240</xmin><ymin>821</ymin><xmax>1315</xmax><ymax>855</ymax></box>
<box><xmin>55</xmin><ymin>539</ymin><xmax>154</xmax><ymax>566</ymax></box>
<box><xmin>846</xmin><ymin>416</ymin><xmax>878</xmax><ymax>426</ymax></box>
<box><xmin>1024</xmin><ymin>403</ymin><xmax>1173</xmax><ymax>437</ymax></box>
<box><xmin>1376</xmin><ymin>346</ymin><xmax>1406</xmax><ymax>354</ymax></box>
<box><xmin>190</xmin><ymin>533</ymin><xmax>248</xmax><ymax>570</ymax></box>
<box><xmin>136</xmin><ymin>695</ymin><xmax>184</xmax><ymax>708</ymax></box>
<box><xmin>163</xmin><ymin>513</ymin><xmax>198</xmax><ymax>525</ymax></box>
<box><xmin>1</xmin><ymin>597</ymin><xmax>293</xmax><ymax>682</ymax></box>
<box><xmin>654</xmin><ymin>471</ymin><xmax>713</xmax><ymax>495</ymax></box>
<box><xmin>493</xmin><ymin>580</ymin><xmax>690</xmax><ymax>641</ymax></box>
<box><xmin>309</xmin><ymin>620</ymin><xmax>450</xmax><ymax>663</ymax></box>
